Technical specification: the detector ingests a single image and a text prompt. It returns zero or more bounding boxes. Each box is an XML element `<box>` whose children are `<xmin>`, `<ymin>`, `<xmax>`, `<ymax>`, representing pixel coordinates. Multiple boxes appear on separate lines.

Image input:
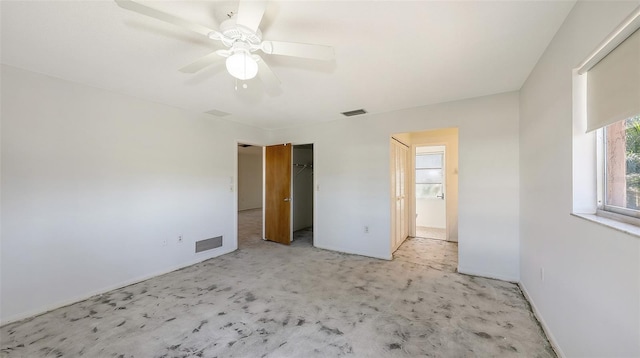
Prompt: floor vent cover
<box><xmin>196</xmin><ymin>236</ymin><xmax>223</xmax><ymax>253</ymax></box>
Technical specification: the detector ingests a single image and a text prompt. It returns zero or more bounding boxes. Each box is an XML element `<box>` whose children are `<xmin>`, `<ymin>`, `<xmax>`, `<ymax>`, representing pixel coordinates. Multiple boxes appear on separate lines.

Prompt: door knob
<box><xmin>284</xmin><ymin>198</ymin><xmax>291</xmax><ymax>202</ymax></box>
<box><xmin>437</xmin><ymin>193</ymin><xmax>445</xmax><ymax>200</ymax></box>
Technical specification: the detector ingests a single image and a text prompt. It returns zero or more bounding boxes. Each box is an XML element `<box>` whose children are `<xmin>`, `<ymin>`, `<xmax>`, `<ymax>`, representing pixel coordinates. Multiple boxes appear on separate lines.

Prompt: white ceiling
<box><xmin>1</xmin><ymin>1</ymin><xmax>575</xmax><ymax>130</ymax></box>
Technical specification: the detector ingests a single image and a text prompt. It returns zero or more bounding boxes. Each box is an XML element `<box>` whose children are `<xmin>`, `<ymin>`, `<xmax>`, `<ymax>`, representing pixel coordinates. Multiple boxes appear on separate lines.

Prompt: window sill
<box><xmin>571</xmin><ymin>212</ymin><xmax>640</xmax><ymax>239</ymax></box>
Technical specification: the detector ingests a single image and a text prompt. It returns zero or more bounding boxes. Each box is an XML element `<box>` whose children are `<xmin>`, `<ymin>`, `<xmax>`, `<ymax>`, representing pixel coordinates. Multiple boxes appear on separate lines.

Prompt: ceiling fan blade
<box><xmin>179</xmin><ymin>52</ymin><xmax>224</xmax><ymax>73</ymax></box>
<box><xmin>261</xmin><ymin>41</ymin><xmax>334</xmax><ymax>61</ymax></box>
<box><xmin>236</xmin><ymin>0</ymin><xmax>267</xmax><ymax>33</ymax></box>
<box><xmin>115</xmin><ymin>0</ymin><xmax>215</xmax><ymax>37</ymax></box>
<box><xmin>256</xmin><ymin>56</ymin><xmax>281</xmax><ymax>89</ymax></box>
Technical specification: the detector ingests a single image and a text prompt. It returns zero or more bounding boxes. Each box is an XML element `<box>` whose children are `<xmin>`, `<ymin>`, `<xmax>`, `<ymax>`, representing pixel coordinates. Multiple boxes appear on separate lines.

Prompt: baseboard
<box><xmin>457</xmin><ymin>266</ymin><xmax>519</xmax><ymax>283</ymax></box>
<box><xmin>313</xmin><ymin>243</ymin><xmax>392</xmax><ymax>261</ymax></box>
<box><xmin>519</xmin><ymin>282</ymin><xmax>566</xmax><ymax>358</ymax></box>
<box><xmin>0</xmin><ymin>246</ymin><xmax>236</xmax><ymax>326</ymax></box>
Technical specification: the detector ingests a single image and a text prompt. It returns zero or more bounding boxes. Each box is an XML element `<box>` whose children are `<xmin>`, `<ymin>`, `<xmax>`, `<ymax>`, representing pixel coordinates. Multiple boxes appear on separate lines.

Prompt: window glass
<box><xmin>416</xmin><ymin>152</ymin><xmax>443</xmax><ymax>198</ymax></box>
<box><xmin>416</xmin><ymin>154</ymin><xmax>442</xmax><ymax>168</ymax></box>
<box><xmin>416</xmin><ymin>169</ymin><xmax>442</xmax><ymax>184</ymax></box>
<box><xmin>604</xmin><ymin>115</ymin><xmax>640</xmax><ymax>214</ymax></box>
<box><xmin>416</xmin><ymin>184</ymin><xmax>442</xmax><ymax>198</ymax></box>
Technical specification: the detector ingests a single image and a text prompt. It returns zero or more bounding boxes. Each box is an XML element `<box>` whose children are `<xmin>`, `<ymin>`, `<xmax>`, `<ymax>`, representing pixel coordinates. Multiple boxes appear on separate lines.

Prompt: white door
<box><xmin>415</xmin><ymin>146</ymin><xmax>447</xmax><ymax>240</ymax></box>
<box><xmin>391</xmin><ymin>139</ymin><xmax>409</xmax><ymax>251</ymax></box>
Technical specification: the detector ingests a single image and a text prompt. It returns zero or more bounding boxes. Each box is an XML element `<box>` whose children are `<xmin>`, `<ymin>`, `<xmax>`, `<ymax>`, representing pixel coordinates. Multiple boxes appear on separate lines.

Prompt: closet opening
<box><xmin>292</xmin><ymin>144</ymin><xmax>314</xmax><ymax>245</ymax></box>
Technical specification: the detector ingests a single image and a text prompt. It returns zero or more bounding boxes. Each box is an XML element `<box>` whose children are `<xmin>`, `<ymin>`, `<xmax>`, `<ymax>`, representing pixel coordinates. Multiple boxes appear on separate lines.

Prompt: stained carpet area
<box><xmin>1</xmin><ymin>209</ymin><xmax>555</xmax><ymax>357</ymax></box>
<box><xmin>393</xmin><ymin>237</ymin><xmax>458</xmax><ymax>273</ymax></box>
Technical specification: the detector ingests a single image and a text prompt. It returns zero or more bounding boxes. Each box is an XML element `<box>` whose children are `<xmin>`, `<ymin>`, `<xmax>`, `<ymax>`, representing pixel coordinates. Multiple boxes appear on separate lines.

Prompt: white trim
<box><xmin>457</xmin><ymin>266</ymin><xmax>518</xmax><ymax>283</ymax></box>
<box><xmin>571</xmin><ymin>212</ymin><xmax>640</xmax><ymax>238</ymax></box>
<box><xmin>576</xmin><ymin>5</ymin><xmax>640</xmax><ymax>74</ymax></box>
<box><xmin>519</xmin><ymin>282</ymin><xmax>567</xmax><ymax>358</ymax></box>
<box><xmin>0</xmin><ymin>247</ymin><xmax>235</xmax><ymax>326</ymax></box>
<box><xmin>571</xmin><ymin>69</ymin><xmax>598</xmax><ymax>213</ymax></box>
<box><xmin>601</xmin><ymin>205</ymin><xmax>640</xmax><ymax>220</ymax></box>
<box><xmin>235</xmin><ymin>140</ymin><xmax>267</xmax><ymax>242</ymax></box>
<box><xmin>289</xmin><ymin>144</ymin><xmax>294</xmax><ymax>242</ymax></box>
<box><xmin>596</xmin><ymin>128</ymin><xmax>604</xmax><ymax>209</ymax></box>
<box><xmin>263</xmin><ymin>145</ymin><xmax>266</xmax><ymax>240</ymax></box>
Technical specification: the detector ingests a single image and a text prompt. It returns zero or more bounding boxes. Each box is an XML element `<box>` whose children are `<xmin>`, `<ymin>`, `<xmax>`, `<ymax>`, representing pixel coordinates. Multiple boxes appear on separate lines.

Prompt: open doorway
<box><xmin>261</xmin><ymin>143</ymin><xmax>314</xmax><ymax>246</ymax></box>
<box><xmin>415</xmin><ymin>145</ymin><xmax>446</xmax><ymax>241</ymax></box>
<box><xmin>237</xmin><ymin>143</ymin><xmax>263</xmax><ymax>248</ymax></box>
<box><xmin>292</xmin><ymin>144</ymin><xmax>314</xmax><ymax>246</ymax></box>
<box><xmin>391</xmin><ymin>128</ymin><xmax>459</xmax><ymax>272</ymax></box>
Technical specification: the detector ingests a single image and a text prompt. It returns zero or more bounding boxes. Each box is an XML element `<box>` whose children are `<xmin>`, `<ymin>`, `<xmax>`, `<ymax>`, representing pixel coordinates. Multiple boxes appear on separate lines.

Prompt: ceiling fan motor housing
<box><xmin>219</xmin><ymin>18</ymin><xmax>262</xmax><ymax>49</ymax></box>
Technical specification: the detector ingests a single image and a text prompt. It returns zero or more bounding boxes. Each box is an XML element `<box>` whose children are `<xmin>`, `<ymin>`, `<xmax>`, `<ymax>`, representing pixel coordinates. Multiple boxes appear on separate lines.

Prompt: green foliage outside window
<box><xmin>624</xmin><ymin>115</ymin><xmax>640</xmax><ymax>209</ymax></box>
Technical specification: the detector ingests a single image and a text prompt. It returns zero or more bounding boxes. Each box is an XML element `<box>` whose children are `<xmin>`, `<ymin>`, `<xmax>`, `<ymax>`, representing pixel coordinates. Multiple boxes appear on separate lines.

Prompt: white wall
<box><xmin>270</xmin><ymin>92</ymin><xmax>520</xmax><ymax>280</ymax></box>
<box><xmin>0</xmin><ymin>65</ymin><xmax>267</xmax><ymax>323</ymax></box>
<box><xmin>519</xmin><ymin>2</ymin><xmax>640</xmax><ymax>357</ymax></box>
<box><xmin>293</xmin><ymin>146</ymin><xmax>313</xmax><ymax>231</ymax></box>
<box><xmin>416</xmin><ymin>199</ymin><xmax>446</xmax><ymax>228</ymax></box>
<box><xmin>238</xmin><ymin>146</ymin><xmax>263</xmax><ymax>211</ymax></box>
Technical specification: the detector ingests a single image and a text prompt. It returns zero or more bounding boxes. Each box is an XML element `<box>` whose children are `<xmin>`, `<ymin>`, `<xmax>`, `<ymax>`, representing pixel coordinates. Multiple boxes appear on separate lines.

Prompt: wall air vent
<box><xmin>205</xmin><ymin>109</ymin><xmax>230</xmax><ymax>117</ymax></box>
<box><xmin>238</xmin><ymin>144</ymin><xmax>252</xmax><ymax>148</ymax></box>
<box><xmin>341</xmin><ymin>109</ymin><xmax>367</xmax><ymax>117</ymax></box>
<box><xmin>195</xmin><ymin>236</ymin><xmax>223</xmax><ymax>253</ymax></box>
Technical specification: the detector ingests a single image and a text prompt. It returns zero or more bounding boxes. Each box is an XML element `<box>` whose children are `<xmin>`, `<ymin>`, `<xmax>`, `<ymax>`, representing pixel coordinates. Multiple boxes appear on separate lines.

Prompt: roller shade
<box><xmin>587</xmin><ymin>28</ymin><xmax>640</xmax><ymax>132</ymax></box>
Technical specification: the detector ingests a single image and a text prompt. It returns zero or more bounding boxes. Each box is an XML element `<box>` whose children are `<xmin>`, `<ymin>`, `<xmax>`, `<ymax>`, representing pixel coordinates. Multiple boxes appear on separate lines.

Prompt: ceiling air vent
<box><xmin>238</xmin><ymin>144</ymin><xmax>252</xmax><ymax>148</ymax></box>
<box><xmin>205</xmin><ymin>109</ymin><xmax>230</xmax><ymax>117</ymax></box>
<box><xmin>341</xmin><ymin>109</ymin><xmax>367</xmax><ymax>117</ymax></box>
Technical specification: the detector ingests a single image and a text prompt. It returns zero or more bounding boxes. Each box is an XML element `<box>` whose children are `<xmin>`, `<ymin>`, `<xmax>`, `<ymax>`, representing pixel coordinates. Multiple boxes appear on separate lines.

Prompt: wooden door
<box><xmin>265</xmin><ymin>143</ymin><xmax>292</xmax><ymax>245</ymax></box>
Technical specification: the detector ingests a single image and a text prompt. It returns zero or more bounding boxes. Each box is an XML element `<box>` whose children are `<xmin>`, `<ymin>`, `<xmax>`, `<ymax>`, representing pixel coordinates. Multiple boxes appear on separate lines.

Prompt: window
<box><xmin>572</xmin><ymin>7</ymin><xmax>640</xmax><ymax>232</ymax></box>
<box><xmin>415</xmin><ymin>152</ymin><xmax>443</xmax><ymax>198</ymax></box>
<box><xmin>600</xmin><ymin>115</ymin><xmax>640</xmax><ymax>218</ymax></box>
<box><xmin>585</xmin><ymin>24</ymin><xmax>640</xmax><ymax>221</ymax></box>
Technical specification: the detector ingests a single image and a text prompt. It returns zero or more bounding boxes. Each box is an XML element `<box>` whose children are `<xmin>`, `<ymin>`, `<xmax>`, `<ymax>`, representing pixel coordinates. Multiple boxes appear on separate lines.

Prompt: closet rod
<box><xmin>391</xmin><ymin>137</ymin><xmax>409</xmax><ymax>148</ymax></box>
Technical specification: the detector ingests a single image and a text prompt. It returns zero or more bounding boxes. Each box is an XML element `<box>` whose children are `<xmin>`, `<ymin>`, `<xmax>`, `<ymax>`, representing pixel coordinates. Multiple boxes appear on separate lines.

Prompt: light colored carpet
<box><xmin>394</xmin><ymin>236</ymin><xmax>458</xmax><ymax>273</ymax></box>
<box><xmin>0</xmin><ymin>209</ymin><xmax>555</xmax><ymax>357</ymax></box>
<box><xmin>416</xmin><ymin>226</ymin><xmax>446</xmax><ymax>241</ymax></box>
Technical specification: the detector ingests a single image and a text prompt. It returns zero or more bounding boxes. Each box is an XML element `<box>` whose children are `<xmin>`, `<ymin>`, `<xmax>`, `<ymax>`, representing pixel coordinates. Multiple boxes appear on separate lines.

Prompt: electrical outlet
<box><xmin>178</xmin><ymin>235</ymin><xmax>183</xmax><ymax>243</ymax></box>
<box><xmin>364</xmin><ymin>226</ymin><xmax>369</xmax><ymax>234</ymax></box>
<box><xmin>162</xmin><ymin>239</ymin><xmax>167</xmax><ymax>247</ymax></box>
<box><xmin>540</xmin><ymin>267</ymin><xmax>544</xmax><ymax>281</ymax></box>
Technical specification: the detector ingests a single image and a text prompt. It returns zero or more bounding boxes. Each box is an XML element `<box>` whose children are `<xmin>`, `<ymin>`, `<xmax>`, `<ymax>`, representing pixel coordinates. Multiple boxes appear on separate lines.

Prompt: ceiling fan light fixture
<box><xmin>226</xmin><ymin>51</ymin><xmax>258</xmax><ymax>80</ymax></box>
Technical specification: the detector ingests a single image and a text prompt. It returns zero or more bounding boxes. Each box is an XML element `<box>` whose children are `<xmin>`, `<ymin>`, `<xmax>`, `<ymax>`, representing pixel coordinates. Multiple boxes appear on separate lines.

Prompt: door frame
<box><xmin>412</xmin><ymin>143</ymin><xmax>448</xmax><ymax>240</ymax></box>
<box><xmin>292</xmin><ymin>143</ymin><xmax>315</xmax><ymax>242</ymax></box>
<box><xmin>235</xmin><ymin>140</ymin><xmax>317</xmax><ymax>248</ymax></box>
<box><xmin>234</xmin><ymin>140</ymin><xmax>266</xmax><ymax>249</ymax></box>
<box><xmin>266</xmin><ymin>142</ymin><xmax>316</xmax><ymax>244</ymax></box>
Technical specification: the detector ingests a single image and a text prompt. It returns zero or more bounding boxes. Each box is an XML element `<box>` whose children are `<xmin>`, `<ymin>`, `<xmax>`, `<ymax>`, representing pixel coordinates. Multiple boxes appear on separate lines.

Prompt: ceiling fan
<box><xmin>115</xmin><ymin>0</ymin><xmax>335</xmax><ymax>88</ymax></box>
